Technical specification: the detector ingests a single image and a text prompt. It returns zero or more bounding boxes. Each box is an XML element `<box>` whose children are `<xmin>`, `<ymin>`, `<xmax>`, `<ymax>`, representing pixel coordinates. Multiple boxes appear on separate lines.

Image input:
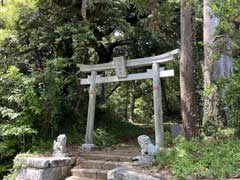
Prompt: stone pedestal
<box><xmin>15</xmin><ymin>156</ymin><xmax>75</xmax><ymax>180</ymax></box>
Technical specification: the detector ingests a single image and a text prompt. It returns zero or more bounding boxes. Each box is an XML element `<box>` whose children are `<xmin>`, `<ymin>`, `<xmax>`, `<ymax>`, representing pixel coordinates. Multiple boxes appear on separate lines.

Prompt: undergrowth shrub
<box><xmin>94</xmin><ymin>128</ymin><xmax>119</xmax><ymax>147</ymax></box>
<box><xmin>93</xmin><ymin>120</ymin><xmax>145</xmax><ymax>147</ymax></box>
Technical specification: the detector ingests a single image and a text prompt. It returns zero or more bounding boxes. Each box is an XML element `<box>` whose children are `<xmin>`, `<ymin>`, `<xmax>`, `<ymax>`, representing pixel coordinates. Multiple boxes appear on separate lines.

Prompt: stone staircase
<box><xmin>66</xmin><ymin>152</ymin><xmax>135</xmax><ymax>180</ymax></box>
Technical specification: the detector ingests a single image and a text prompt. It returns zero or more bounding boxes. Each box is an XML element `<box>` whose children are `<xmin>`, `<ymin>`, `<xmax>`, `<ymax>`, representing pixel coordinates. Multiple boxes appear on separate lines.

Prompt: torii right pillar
<box><xmin>152</xmin><ymin>63</ymin><xmax>164</xmax><ymax>149</ymax></box>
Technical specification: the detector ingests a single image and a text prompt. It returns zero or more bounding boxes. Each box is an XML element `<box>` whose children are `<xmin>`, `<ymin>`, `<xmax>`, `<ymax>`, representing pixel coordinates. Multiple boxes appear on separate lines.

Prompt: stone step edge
<box><xmin>75</xmin><ymin>159</ymin><xmax>136</xmax><ymax>171</ymax></box>
<box><xmin>66</xmin><ymin>176</ymin><xmax>104</xmax><ymax>180</ymax></box>
<box><xmin>80</xmin><ymin>153</ymin><xmax>133</xmax><ymax>158</ymax></box>
<box><xmin>79</xmin><ymin>153</ymin><xmax>133</xmax><ymax>161</ymax></box>
<box><xmin>77</xmin><ymin>159</ymin><xmax>134</xmax><ymax>165</ymax></box>
<box><xmin>71</xmin><ymin>168</ymin><xmax>108</xmax><ymax>179</ymax></box>
<box><xmin>71</xmin><ymin>168</ymin><xmax>108</xmax><ymax>173</ymax></box>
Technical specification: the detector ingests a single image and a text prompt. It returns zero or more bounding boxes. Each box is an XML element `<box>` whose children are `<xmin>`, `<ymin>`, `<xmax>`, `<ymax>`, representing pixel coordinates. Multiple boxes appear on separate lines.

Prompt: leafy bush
<box><xmin>106</xmin><ymin>121</ymin><xmax>145</xmax><ymax>141</ymax></box>
<box><xmin>155</xmin><ymin>137</ymin><xmax>240</xmax><ymax>180</ymax></box>
<box><xmin>93</xmin><ymin>111</ymin><xmax>145</xmax><ymax>147</ymax></box>
<box><xmin>30</xmin><ymin>140</ymin><xmax>53</xmax><ymax>154</ymax></box>
<box><xmin>94</xmin><ymin>128</ymin><xmax>120</xmax><ymax>147</ymax></box>
<box><xmin>222</xmin><ymin>60</ymin><xmax>240</xmax><ymax>129</ymax></box>
<box><xmin>0</xmin><ymin>66</ymin><xmax>38</xmax><ymax>178</ymax></box>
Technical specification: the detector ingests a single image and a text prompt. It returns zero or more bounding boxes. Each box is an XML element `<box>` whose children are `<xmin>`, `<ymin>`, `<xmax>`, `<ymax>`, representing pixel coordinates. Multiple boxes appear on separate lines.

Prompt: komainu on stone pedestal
<box><xmin>132</xmin><ymin>135</ymin><xmax>159</xmax><ymax>165</ymax></box>
<box><xmin>138</xmin><ymin>135</ymin><xmax>158</xmax><ymax>156</ymax></box>
<box><xmin>53</xmin><ymin>134</ymin><xmax>69</xmax><ymax>157</ymax></box>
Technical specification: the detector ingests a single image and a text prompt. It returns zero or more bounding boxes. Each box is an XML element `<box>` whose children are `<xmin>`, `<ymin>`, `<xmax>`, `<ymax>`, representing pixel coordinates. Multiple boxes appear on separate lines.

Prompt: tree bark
<box><xmin>180</xmin><ymin>0</ymin><xmax>198</xmax><ymax>138</ymax></box>
<box><xmin>203</xmin><ymin>0</ymin><xmax>233</xmax><ymax>129</ymax></box>
<box><xmin>81</xmin><ymin>0</ymin><xmax>87</xmax><ymax>21</ymax></box>
<box><xmin>203</xmin><ymin>0</ymin><xmax>217</xmax><ymax>88</ymax></box>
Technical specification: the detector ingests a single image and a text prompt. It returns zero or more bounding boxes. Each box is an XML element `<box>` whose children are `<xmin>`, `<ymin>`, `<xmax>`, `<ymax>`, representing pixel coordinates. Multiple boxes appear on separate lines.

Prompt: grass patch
<box><xmin>155</xmin><ymin>137</ymin><xmax>240</xmax><ymax>180</ymax></box>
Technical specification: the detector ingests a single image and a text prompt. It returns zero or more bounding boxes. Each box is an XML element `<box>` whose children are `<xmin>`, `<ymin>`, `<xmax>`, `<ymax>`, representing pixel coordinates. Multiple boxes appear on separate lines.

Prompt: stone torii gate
<box><xmin>78</xmin><ymin>49</ymin><xmax>179</xmax><ymax>150</ymax></box>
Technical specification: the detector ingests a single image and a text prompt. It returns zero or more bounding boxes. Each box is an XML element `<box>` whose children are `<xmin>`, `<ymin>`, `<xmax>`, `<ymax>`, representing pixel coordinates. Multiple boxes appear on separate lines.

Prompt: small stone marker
<box><xmin>53</xmin><ymin>134</ymin><xmax>69</xmax><ymax>157</ymax></box>
<box><xmin>113</xmin><ymin>56</ymin><xmax>128</xmax><ymax>78</ymax></box>
<box><xmin>170</xmin><ymin>123</ymin><xmax>185</xmax><ymax>138</ymax></box>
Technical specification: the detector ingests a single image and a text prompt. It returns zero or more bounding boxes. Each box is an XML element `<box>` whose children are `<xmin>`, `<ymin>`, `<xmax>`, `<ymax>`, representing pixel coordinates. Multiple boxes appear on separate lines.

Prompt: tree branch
<box><xmin>105</xmin><ymin>83</ymin><xmax>121</xmax><ymax>99</ymax></box>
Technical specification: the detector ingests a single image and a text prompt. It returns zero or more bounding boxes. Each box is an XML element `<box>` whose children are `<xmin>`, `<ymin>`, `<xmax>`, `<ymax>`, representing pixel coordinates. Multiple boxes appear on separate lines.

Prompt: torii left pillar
<box><xmin>81</xmin><ymin>71</ymin><xmax>97</xmax><ymax>150</ymax></box>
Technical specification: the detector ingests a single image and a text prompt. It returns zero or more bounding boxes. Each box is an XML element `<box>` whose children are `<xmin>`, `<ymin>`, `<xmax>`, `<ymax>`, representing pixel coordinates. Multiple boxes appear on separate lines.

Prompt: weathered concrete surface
<box><xmin>17</xmin><ymin>157</ymin><xmax>75</xmax><ymax>169</ymax></box>
<box><xmin>108</xmin><ymin>167</ymin><xmax>161</xmax><ymax>180</ymax></box>
<box><xmin>16</xmin><ymin>157</ymin><xmax>75</xmax><ymax>180</ymax></box>
<box><xmin>16</xmin><ymin>166</ymin><xmax>72</xmax><ymax>180</ymax></box>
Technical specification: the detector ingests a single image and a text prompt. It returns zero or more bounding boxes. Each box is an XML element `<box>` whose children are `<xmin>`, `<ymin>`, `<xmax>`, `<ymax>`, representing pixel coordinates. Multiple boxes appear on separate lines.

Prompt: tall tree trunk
<box><xmin>180</xmin><ymin>0</ymin><xmax>197</xmax><ymax>138</ymax></box>
<box><xmin>81</xmin><ymin>0</ymin><xmax>87</xmax><ymax>21</ymax></box>
<box><xmin>203</xmin><ymin>0</ymin><xmax>233</xmax><ymax>129</ymax></box>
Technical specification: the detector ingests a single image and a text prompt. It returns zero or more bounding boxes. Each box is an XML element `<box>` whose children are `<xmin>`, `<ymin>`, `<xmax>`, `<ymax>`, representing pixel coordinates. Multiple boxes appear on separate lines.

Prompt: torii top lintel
<box><xmin>77</xmin><ymin>49</ymin><xmax>180</xmax><ymax>73</ymax></box>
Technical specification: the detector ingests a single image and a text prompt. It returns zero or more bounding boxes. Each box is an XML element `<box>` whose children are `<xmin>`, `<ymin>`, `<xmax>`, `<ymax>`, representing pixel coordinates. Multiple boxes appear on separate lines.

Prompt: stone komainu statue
<box><xmin>132</xmin><ymin>135</ymin><xmax>158</xmax><ymax>165</ymax></box>
<box><xmin>137</xmin><ymin>135</ymin><xmax>158</xmax><ymax>156</ymax></box>
<box><xmin>53</xmin><ymin>134</ymin><xmax>69</xmax><ymax>157</ymax></box>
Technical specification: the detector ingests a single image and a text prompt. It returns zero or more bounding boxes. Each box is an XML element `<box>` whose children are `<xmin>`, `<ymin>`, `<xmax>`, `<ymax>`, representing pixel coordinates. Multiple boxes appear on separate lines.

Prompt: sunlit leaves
<box><xmin>0</xmin><ymin>107</ymin><xmax>20</xmax><ymax>120</ymax></box>
<box><xmin>0</xmin><ymin>124</ymin><xmax>37</xmax><ymax>137</ymax></box>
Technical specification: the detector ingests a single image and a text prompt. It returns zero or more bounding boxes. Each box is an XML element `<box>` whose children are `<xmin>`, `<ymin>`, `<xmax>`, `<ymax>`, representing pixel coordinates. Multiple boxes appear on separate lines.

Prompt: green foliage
<box><xmin>2</xmin><ymin>172</ymin><xmax>16</xmax><ymax>180</ymax></box>
<box><xmin>94</xmin><ymin>107</ymin><xmax>145</xmax><ymax>146</ymax></box>
<box><xmin>30</xmin><ymin>140</ymin><xmax>53</xmax><ymax>154</ymax></box>
<box><xmin>211</xmin><ymin>0</ymin><xmax>240</xmax><ymax>42</ymax></box>
<box><xmin>221</xmin><ymin>60</ymin><xmax>240</xmax><ymax>128</ymax></box>
<box><xmin>0</xmin><ymin>0</ymin><xmax>181</xmax><ymax>178</ymax></box>
<box><xmin>94</xmin><ymin>128</ymin><xmax>119</xmax><ymax>147</ymax></box>
<box><xmin>0</xmin><ymin>65</ymin><xmax>38</xmax><ymax>177</ymax></box>
<box><xmin>155</xmin><ymin>137</ymin><xmax>240</xmax><ymax>180</ymax></box>
<box><xmin>0</xmin><ymin>124</ymin><xmax>37</xmax><ymax>137</ymax></box>
<box><xmin>106</xmin><ymin>120</ymin><xmax>145</xmax><ymax>141</ymax></box>
<box><xmin>3</xmin><ymin>153</ymin><xmax>34</xmax><ymax>180</ymax></box>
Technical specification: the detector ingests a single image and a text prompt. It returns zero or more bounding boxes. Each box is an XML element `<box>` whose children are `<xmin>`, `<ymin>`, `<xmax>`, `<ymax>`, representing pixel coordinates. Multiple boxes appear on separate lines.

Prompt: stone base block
<box><xmin>15</xmin><ymin>157</ymin><xmax>75</xmax><ymax>180</ymax></box>
<box><xmin>16</xmin><ymin>166</ymin><xmax>71</xmax><ymax>180</ymax></box>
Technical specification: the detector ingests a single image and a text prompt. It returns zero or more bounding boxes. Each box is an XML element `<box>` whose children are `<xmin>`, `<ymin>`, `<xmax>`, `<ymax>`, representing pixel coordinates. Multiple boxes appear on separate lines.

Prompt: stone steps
<box><xmin>71</xmin><ymin>168</ymin><xmax>108</xmax><ymax>179</ymax></box>
<box><xmin>66</xmin><ymin>151</ymin><xmax>135</xmax><ymax>180</ymax></box>
<box><xmin>66</xmin><ymin>176</ymin><xmax>103</xmax><ymax>180</ymax></box>
<box><xmin>77</xmin><ymin>159</ymin><xmax>133</xmax><ymax>170</ymax></box>
<box><xmin>79</xmin><ymin>153</ymin><xmax>133</xmax><ymax>162</ymax></box>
